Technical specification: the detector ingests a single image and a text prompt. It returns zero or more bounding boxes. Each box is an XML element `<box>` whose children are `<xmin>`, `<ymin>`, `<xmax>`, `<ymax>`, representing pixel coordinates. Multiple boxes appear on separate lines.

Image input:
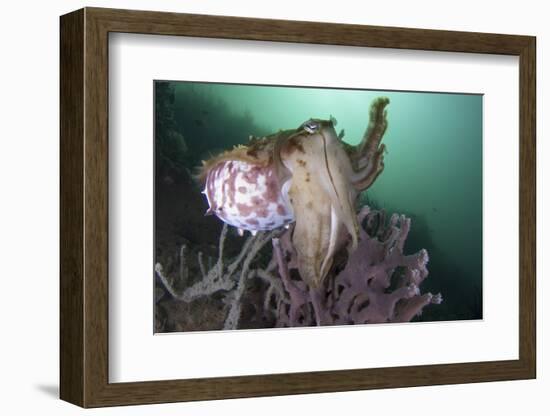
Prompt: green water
<box><xmin>157</xmin><ymin>81</ymin><xmax>483</xmax><ymax>321</ymax></box>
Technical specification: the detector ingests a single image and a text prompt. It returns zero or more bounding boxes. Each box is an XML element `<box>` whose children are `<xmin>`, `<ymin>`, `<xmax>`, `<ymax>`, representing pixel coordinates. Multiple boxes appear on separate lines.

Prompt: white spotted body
<box><xmin>204</xmin><ymin>160</ymin><xmax>294</xmax><ymax>233</ymax></box>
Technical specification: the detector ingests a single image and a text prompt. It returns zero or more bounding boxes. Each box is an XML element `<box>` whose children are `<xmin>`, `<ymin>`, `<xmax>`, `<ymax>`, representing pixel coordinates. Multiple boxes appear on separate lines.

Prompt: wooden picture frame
<box><xmin>60</xmin><ymin>7</ymin><xmax>536</xmax><ymax>408</ymax></box>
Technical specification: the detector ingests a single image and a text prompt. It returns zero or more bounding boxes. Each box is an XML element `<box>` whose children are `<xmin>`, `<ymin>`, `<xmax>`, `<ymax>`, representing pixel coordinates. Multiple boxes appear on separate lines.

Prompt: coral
<box><xmin>263</xmin><ymin>206</ymin><xmax>442</xmax><ymax>327</ymax></box>
<box><xmin>155</xmin><ymin>223</ymin><xmax>279</xmax><ymax>330</ymax></box>
<box><xmin>155</xmin><ymin>205</ymin><xmax>442</xmax><ymax>330</ymax></box>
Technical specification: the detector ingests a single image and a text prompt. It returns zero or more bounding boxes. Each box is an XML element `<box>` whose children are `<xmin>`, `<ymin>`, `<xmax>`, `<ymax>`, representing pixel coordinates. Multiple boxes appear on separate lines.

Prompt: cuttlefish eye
<box><xmin>302</xmin><ymin>119</ymin><xmax>320</xmax><ymax>134</ymax></box>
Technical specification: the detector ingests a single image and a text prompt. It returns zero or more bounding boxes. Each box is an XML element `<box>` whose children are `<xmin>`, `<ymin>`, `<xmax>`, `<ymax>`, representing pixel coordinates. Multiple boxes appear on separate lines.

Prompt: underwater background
<box><xmin>154</xmin><ymin>80</ymin><xmax>482</xmax><ymax>332</ymax></box>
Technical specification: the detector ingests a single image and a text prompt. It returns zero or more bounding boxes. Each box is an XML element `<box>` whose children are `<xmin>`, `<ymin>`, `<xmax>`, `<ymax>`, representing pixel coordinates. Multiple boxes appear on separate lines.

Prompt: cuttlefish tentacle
<box><xmin>280</xmin><ymin>119</ymin><xmax>360</xmax><ymax>287</ymax></box>
<box><xmin>350</xmin><ymin>143</ymin><xmax>386</xmax><ymax>190</ymax></box>
<box><xmin>286</xmin><ymin>167</ymin><xmax>332</xmax><ymax>287</ymax></box>
<box><xmin>349</xmin><ymin>97</ymin><xmax>389</xmax><ymax>191</ymax></box>
<box><xmin>356</xmin><ymin>97</ymin><xmax>389</xmax><ymax>165</ymax></box>
<box><xmin>317</xmin><ymin>127</ymin><xmax>359</xmax><ymax>249</ymax></box>
<box><xmin>320</xmin><ymin>206</ymin><xmax>341</xmax><ymax>280</ymax></box>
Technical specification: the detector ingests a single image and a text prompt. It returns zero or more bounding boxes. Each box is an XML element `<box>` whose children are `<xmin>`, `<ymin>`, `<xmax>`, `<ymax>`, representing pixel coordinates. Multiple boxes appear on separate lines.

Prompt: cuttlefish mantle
<box><xmin>199</xmin><ymin>97</ymin><xmax>390</xmax><ymax>288</ymax></box>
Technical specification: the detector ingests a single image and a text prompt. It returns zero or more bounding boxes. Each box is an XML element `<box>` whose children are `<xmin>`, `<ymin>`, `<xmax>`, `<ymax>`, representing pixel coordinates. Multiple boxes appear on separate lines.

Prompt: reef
<box><xmin>154</xmin><ymin>95</ymin><xmax>442</xmax><ymax>330</ymax></box>
<box><xmin>155</xmin><ymin>224</ymin><xmax>278</xmax><ymax>330</ymax></box>
<box><xmin>155</xmin><ymin>205</ymin><xmax>442</xmax><ymax>329</ymax></box>
<box><xmin>271</xmin><ymin>206</ymin><xmax>442</xmax><ymax>326</ymax></box>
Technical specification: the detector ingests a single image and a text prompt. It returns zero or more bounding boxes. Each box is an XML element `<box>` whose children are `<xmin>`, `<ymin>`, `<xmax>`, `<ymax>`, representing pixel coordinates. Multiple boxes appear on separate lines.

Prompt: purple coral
<box><xmin>268</xmin><ymin>206</ymin><xmax>442</xmax><ymax>327</ymax></box>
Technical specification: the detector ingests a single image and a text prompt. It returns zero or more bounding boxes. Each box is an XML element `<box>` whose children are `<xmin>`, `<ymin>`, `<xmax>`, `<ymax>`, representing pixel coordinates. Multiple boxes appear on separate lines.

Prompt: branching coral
<box><xmin>262</xmin><ymin>206</ymin><xmax>442</xmax><ymax>327</ymax></box>
<box><xmin>155</xmin><ymin>206</ymin><xmax>442</xmax><ymax>330</ymax></box>
<box><xmin>155</xmin><ymin>223</ymin><xmax>279</xmax><ymax>329</ymax></box>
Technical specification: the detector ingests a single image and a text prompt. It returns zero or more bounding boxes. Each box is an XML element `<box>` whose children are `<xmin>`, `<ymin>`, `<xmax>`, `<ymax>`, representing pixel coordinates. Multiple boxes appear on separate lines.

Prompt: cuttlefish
<box><xmin>198</xmin><ymin>97</ymin><xmax>389</xmax><ymax>288</ymax></box>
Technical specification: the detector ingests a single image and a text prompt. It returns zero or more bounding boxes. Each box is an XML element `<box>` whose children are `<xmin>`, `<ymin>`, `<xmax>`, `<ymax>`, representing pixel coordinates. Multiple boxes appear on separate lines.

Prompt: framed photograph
<box><xmin>60</xmin><ymin>7</ymin><xmax>536</xmax><ymax>408</ymax></box>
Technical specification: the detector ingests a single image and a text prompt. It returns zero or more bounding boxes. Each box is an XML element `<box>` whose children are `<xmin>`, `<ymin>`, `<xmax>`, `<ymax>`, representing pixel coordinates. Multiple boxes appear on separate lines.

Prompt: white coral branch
<box><xmin>155</xmin><ymin>224</ymin><xmax>279</xmax><ymax>329</ymax></box>
<box><xmin>224</xmin><ymin>230</ymin><xmax>278</xmax><ymax>329</ymax></box>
